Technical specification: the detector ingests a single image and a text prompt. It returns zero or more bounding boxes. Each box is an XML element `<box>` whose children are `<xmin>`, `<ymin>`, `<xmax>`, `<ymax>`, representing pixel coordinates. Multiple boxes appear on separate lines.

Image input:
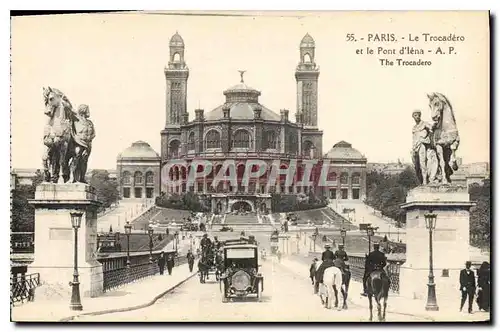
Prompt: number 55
<box><xmin>346</xmin><ymin>34</ymin><xmax>356</xmax><ymax>42</ymax></box>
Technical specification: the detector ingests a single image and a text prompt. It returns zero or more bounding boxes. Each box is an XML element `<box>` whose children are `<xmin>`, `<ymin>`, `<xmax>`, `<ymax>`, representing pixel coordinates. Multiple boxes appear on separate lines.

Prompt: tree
<box><xmin>11</xmin><ymin>170</ymin><xmax>44</xmax><ymax>232</ymax></box>
<box><xmin>469</xmin><ymin>179</ymin><xmax>490</xmax><ymax>249</ymax></box>
<box><xmin>88</xmin><ymin>170</ymin><xmax>119</xmax><ymax>211</ymax></box>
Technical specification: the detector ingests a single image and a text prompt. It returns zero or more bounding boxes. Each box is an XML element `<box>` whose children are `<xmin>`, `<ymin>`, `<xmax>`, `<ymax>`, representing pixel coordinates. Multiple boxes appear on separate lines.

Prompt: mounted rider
<box><xmin>200</xmin><ymin>233</ymin><xmax>212</xmax><ymax>251</ymax></box>
<box><xmin>334</xmin><ymin>244</ymin><xmax>349</xmax><ymax>262</ymax></box>
<box><xmin>361</xmin><ymin>243</ymin><xmax>388</xmax><ymax>296</ymax></box>
<box><xmin>213</xmin><ymin>236</ymin><xmax>222</xmax><ymax>250</ymax></box>
<box><xmin>321</xmin><ymin>244</ymin><xmax>335</xmax><ymax>261</ymax></box>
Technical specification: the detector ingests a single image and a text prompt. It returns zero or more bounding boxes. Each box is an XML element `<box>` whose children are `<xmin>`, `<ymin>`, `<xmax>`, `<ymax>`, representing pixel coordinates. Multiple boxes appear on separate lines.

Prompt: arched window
<box><xmin>145</xmin><ymin>171</ymin><xmax>154</xmax><ymax>185</ymax></box>
<box><xmin>188</xmin><ymin>132</ymin><xmax>195</xmax><ymax>151</ymax></box>
<box><xmin>134</xmin><ymin>171</ymin><xmax>143</xmax><ymax>185</ymax></box>
<box><xmin>173</xmin><ymin>53</ymin><xmax>181</xmax><ymax>62</ymax></box>
<box><xmin>303</xmin><ymin>140</ymin><xmax>314</xmax><ymax>158</ymax></box>
<box><xmin>233</xmin><ymin>129</ymin><xmax>251</xmax><ymax>148</ymax></box>
<box><xmin>169</xmin><ymin>140</ymin><xmax>180</xmax><ymax>158</ymax></box>
<box><xmin>352</xmin><ymin>173</ymin><xmax>361</xmax><ymax>185</ymax></box>
<box><xmin>340</xmin><ymin>172</ymin><xmax>349</xmax><ymax>185</ymax></box>
<box><xmin>264</xmin><ymin>130</ymin><xmax>277</xmax><ymax>149</ymax></box>
<box><xmin>327</xmin><ymin>170</ymin><xmax>337</xmax><ymax>182</ymax></box>
<box><xmin>288</xmin><ymin>133</ymin><xmax>298</xmax><ymax>154</ymax></box>
<box><xmin>303</xmin><ymin>53</ymin><xmax>312</xmax><ymax>63</ymax></box>
<box><xmin>122</xmin><ymin>171</ymin><xmax>131</xmax><ymax>185</ymax></box>
<box><xmin>205</xmin><ymin>130</ymin><xmax>221</xmax><ymax>149</ymax></box>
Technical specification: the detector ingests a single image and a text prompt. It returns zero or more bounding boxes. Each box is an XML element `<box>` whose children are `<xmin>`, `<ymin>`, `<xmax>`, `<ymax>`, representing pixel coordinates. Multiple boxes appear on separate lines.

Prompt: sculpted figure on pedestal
<box><xmin>412</xmin><ymin>93</ymin><xmax>460</xmax><ymax>186</ymax></box>
<box><xmin>42</xmin><ymin>87</ymin><xmax>96</xmax><ymax>183</ymax></box>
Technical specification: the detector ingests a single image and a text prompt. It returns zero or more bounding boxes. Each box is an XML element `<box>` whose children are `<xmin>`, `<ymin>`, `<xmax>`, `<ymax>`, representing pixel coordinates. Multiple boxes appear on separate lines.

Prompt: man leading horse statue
<box><xmin>42</xmin><ymin>87</ymin><xmax>96</xmax><ymax>184</ymax></box>
<box><xmin>412</xmin><ymin>92</ymin><xmax>460</xmax><ymax>185</ymax></box>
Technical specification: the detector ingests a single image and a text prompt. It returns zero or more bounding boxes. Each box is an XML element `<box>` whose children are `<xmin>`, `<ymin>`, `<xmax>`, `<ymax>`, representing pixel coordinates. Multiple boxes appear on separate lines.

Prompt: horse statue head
<box><xmin>43</xmin><ymin>86</ymin><xmax>73</xmax><ymax>118</ymax></box>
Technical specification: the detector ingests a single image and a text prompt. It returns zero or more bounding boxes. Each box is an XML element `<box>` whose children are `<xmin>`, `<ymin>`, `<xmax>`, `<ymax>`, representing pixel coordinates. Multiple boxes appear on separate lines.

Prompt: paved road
<box><xmin>74</xmin><ymin>257</ymin><xmax>431</xmax><ymax>322</ymax></box>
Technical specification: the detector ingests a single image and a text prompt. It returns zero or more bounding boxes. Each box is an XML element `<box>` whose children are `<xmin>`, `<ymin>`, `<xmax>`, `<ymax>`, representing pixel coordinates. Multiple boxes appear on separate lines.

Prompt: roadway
<box><xmin>73</xmin><ymin>256</ymin><xmax>431</xmax><ymax>322</ymax></box>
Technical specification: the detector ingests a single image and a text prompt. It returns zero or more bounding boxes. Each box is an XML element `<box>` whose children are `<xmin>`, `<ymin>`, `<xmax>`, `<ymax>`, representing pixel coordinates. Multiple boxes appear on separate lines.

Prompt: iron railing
<box><xmin>11</xmin><ymin>273</ymin><xmax>40</xmax><ymax>305</ymax></box>
<box><xmin>100</xmin><ymin>253</ymin><xmax>189</xmax><ymax>292</ymax></box>
<box><xmin>347</xmin><ymin>254</ymin><xmax>403</xmax><ymax>294</ymax></box>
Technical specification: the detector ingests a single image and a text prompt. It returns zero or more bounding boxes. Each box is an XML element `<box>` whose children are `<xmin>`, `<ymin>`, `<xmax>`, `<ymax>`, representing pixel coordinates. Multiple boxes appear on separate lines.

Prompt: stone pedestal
<box><xmin>400</xmin><ymin>185</ymin><xmax>474</xmax><ymax>301</ymax></box>
<box><xmin>29</xmin><ymin>183</ymin><xmax>103</xmax><ymax>298</ymax></box>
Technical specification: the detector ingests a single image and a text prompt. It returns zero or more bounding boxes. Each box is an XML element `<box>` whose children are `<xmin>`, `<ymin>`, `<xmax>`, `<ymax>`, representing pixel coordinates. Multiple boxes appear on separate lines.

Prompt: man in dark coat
<box><xmin>309</xmin><ymin>258</ymin><xmax>318</xmax><ymax>285</ymax></box>
<box><xmin>200</xmin><ymin>233</ymin><xmax>212</xmax><ymax>250</ymax></box>
<box><xmin>459</xmin><ymin>261</ymin><xmax>476</xmax><ymax>313</ymax></box>
<box><xmin>334</xmin><ymin>244</ymin><xmax>349</xmax><ymax>262</ymax></box>
<box><xmin>361</xmin><ymin>243</ymin><xmax>387</xmax><ymax>296</ymax></box>
<box><xmin>157</xmin><ymin>251</ymin><xmax>166</xmax><ymax>275</ymax></box>
<box><xmin>477</xmin><ymin>261</ymin><xmax>490</xmax><ymax>312</ymax></box>
<box><xmin>187</xmin><ymin>250</ymin><xmax>195</xmax><ymax>273</ymax></box>
<box><xmin>321</xmin><ymin>244</ymin><xmax>334</xmax><ymax>261</ymax></box>
<box><xmin>166</xmin><ymin>253</ymin><xmax>175</xmax><ymax>275</ymax></box>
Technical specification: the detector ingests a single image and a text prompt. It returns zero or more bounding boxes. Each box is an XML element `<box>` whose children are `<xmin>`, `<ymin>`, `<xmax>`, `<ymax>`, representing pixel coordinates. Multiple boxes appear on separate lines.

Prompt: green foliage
<box><xmin>469</xmin><ymin>179</ymin><xmax>490</xmax><ymax>249</ymax></box>
<box><xmin>271</xmin><ymin>192</ymin><xmax>327</xmax><ymax>213</ymax></box>
<box><xmin>155</xmin><ymin>192</ymin><xmax>210</xmax><ymax>212</ymax></box>
<box><xmin>365</xmin><ymin>166</ymin><xmax>419</xmax><ymax>224</ymax></box>
<box><xmin>11</xmin><ymin>170</ymin><xmax>44</xmax><ymax>232</ymax></box>
<box><xmin>88</xmin><ymin>170</ymin><xmax>120</xmax><ymax>211</ymax></box>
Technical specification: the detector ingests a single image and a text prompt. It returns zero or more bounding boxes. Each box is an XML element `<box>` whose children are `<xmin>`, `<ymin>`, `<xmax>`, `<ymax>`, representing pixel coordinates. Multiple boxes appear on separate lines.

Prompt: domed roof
<box><xmin>300</xmin><ymin>33</ymin><xmax>315</xmax><ymax>48</ymax></box>
<box><xmin>205</xmin><ymin>102</ymin><xmax>281</xmax><ymax>121</ymax></box>
<box><xmin>117</xmin><ymin>141</ymin><xmax>160</xmax><ymax>160</ymax></box>
<box><xmin>224</xmin><ymin>82</ymin><xmax>260</xmax><ymax>94</ymax></box>
<box><xmin>169</xmin><ymin>32</ymin><xmax>184</xmax><ymax>47</ymax></box>
<box><xmin>324</xmin><ymin>141</ymin><xmax>366</xmax><ymax>161</ymax></box>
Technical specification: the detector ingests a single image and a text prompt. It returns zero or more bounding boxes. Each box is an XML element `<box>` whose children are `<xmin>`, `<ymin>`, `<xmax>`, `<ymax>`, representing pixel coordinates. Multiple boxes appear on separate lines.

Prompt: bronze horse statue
<box><xmin>428</xmin><ymin>92</ymin><xmax>460</xmax><ymax>184</ymax></box>
<box><xmin>42</xmin><ymin>87</ymin><xmax>95</xmax><ymax>183</ymax></box>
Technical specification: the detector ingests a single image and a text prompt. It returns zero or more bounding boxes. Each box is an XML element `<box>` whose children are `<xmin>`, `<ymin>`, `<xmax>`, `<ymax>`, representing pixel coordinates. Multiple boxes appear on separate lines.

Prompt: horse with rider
<box><xmin>362</xmin><ymin>243</ymin><xmax>391</xmax><ymax>321</ymax></box>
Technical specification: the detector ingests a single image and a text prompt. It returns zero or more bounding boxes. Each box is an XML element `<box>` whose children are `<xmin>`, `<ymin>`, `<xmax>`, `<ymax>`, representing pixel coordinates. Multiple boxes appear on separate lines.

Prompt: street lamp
<box><xmin>312</xmin><ymin>233</ymin><xmax>317</xmax><ymax>253</ymax></box>
<box><xmin>424</xmin><ymin>212</ymin><xmax>439</xmax><ymax>311</ymax></box>
<box><xmin>340</xmin><ymin>228</ymin><xmax>347</xmax><ymax>247</ymax></box>
<box><xmin>366</xmin><ymin>226</ymin><xmax>375</xmax><ymax>254</ymax></box>
<box><xmin>124</xmin><ymin>221</ymin><xmax>132</xmax><ymax>267</ymax></box>
<box><xmin>148</xmin><ymin>225</ymin><xmax>154</xmax><ymax>263</ymax></box>
<box><xmin>69</xmin><ymin>211</ymin><xmax>83</xmax><ymax>311</ymax></box>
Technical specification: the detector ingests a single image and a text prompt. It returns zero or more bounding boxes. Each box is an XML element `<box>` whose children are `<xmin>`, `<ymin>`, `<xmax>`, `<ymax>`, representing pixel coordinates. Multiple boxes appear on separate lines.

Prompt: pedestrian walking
<box><xmin>309</xmin><ymin>258</ymin><xmax>318</xmax><ymax>285</ymax></box>
<box><xmin>166</xmin><ymin>253</ymin><xmax>175</xmax><ymax>275</ymax></box>
<box><xmin>459</xmin><ymin>261</ymin><xmax>476</xmax><ymax>313</ymax></box>
<box><xmin>187</xmin><ymin>250</ymin><xmax>195</xmax><ymax>273</ymax></box>
<box><xmin>476</xmin><ymin>261</ymin><xmax>490</xmax><ymax>312</ymax></box>
<box><xmin>157</xmin><ymin>251</ymin><xmax>166</xmax><ymax>275</ymax></box>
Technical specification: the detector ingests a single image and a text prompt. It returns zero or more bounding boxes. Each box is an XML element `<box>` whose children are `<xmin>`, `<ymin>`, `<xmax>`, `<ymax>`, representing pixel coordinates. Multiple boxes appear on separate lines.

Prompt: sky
<box><xmin>10</xmin><ymin>11</ymin><xmax>489</xmax><ymax>170</ymax></box>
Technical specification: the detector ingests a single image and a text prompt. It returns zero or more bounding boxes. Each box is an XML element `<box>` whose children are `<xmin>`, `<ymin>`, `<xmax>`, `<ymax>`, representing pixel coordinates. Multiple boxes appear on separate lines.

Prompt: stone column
<box><xmin>29</xmin><ymin>183</ymin><xmax>103</xmax><ymax>298</ymax></box>
<box><xmin>400</xmin><ymin>185</ymin><xmax>474</xmax><ymax>300</ymax></box>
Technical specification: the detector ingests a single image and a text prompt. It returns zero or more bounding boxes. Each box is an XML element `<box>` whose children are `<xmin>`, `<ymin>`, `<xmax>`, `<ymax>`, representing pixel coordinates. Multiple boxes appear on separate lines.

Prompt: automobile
<box><xmin>220</xmin><ymin>226</ymin><xmax>234</xmax><ymax>232</ymax></box>
<box><xmin>219</xmin><ymin>242</ymin><xmax>264</xmax><ymax>302</ymax></box>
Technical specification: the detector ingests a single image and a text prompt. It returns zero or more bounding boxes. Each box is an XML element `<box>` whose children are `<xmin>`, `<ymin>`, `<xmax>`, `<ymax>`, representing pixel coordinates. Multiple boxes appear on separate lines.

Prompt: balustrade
<box><xmin>10</xmin><ymin>273</ymin><xmax>39</xmax><ymax>305</ymax></box>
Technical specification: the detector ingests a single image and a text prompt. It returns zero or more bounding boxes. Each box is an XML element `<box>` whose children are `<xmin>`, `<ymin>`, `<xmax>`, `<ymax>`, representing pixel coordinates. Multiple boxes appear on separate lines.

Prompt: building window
<box><xmin>233</xmin><ymin>129</ymin><xmax>251</xmax><ymax>148</ymax></box>
<box><xmin>146</xmin><ymin>188</ymin><xmax>154</xmax><ymax>198</ymax></box>
<box><xmin>122</xmin><ymin>171</ymin><xmax>131</xmax><ymax>185</ymax></box>
<box><xmin>263</xmin><ymin>130</ymin><xmax>277</xmax><ymax>149</ymax></box>
<box><xmin>146</xmin><ymin>171</ymin><xmax>154</xmax><ymax>185</ymax></box>
<box><xmin>205</xmin><ymin>130</ymin><xmax>221</xmax><ymax>149</ymax></box>
<box><xmin>340</xmin><ymin>172</ymin><xmax>348</xmax><ymax>185</ymax></box>
<box><xmin>134</xmin><ymin>188</ymin><xmax>142</xmax><ymax>198</ymax></box>
<box><xmin>341</xmin><ymin>188</ymin><xmax>348</xmax><ymax>199</ymax></box>
<box><xmin>352</xmin><ymin>173</ymin><xmax>361</xmax><ymax>185</ymax></box>
<box><xmin>123</xmin><ymin>188</ymin><xmax>130</xmax><ymax>198</ymax></box>
<box><xmin>169</xmin><ymin>140</ymin><xmax>180</xmax><ymax>158</ymax></box>
<box><xmin>327</xmin><ymin>170</ymin><xmax>337</xmax><ymax>182</ymax></box>
<box><xmin>329</xmin><ymin>189</ymin><xmax>336</xmax><ymax>199</ymax></box>
<box><xmin>352</xmin><ymin>188</ymin><xmax>360</xmax><ymax>199</ymax></box>
<box><xmin>197</xmin><ymin>182</ymin><xmax>204</xmax><ymax>193</ymax></box>
<box><xmin>303</xmin><ymin>140</ymin><xmax>314</xmax><ymax>158</ymax></box>
<box><xmin>134</xmin><ymin>171</ymin><xmax>143</xmax><ymax>185</ymax></box>
<box><xmin>261</xmin><ymin>185</ymin><xmax>266</xmax><ymax>193</ymax></box>
<box><xmin>188</xmin><ymin>132</ymin><xmax>195</xmax><ymax>151</ymax></box>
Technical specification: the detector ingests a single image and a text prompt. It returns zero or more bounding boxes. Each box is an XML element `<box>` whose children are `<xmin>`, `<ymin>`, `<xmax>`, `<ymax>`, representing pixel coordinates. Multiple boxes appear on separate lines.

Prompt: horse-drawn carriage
<box><xmin>198</xmin><ymin>244</ymin><xmax>223</xmax><ymax>283</ymax></box>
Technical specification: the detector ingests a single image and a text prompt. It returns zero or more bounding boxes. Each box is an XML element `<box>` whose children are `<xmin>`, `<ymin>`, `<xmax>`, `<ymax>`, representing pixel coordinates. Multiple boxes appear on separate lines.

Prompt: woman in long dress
<box><xmin>477</xmin><ymin>261</ymin><xmax>490</xmax><ymax>312</ymax></box>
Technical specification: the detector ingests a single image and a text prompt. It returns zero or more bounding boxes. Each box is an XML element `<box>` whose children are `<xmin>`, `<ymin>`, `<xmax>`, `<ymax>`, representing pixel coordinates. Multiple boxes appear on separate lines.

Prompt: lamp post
<box><xmin>69</xmin><ymin>211</ymin><xmax>83</xmax><ymax>311</ymax></box>
<box><xmin>148</xmin><ymin>225</ymin><xmax>154</xmax><ymax>263</ymax></box>
<box><xmin>366</xmin><ymin>226</ymin><xmax>374</xmax><ymax>254</ymax></box>
<box><xmin>312</xmin><ymin>234</ymin><xmax>317</xmax><ymax>253</ymax></box>
<box><xmin>124</xmin><ymin>221</ymin><xmax>132</xmax><ymax>267</ymax></box>
<box><xmin>424</xmin><ymin>212</ymin><xmax>439</xmax><ymax>311</ymax></box>
<box><xmin>340</xmin><ymin>228</ymin><xmax>347</xmax><ymax>247</ymax></box>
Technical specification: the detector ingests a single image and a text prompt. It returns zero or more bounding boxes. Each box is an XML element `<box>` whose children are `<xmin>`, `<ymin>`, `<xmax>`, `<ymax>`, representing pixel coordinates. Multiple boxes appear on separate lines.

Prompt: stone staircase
<box><xmin>224</xmin><ymin>213</ymin><xmax>259</xmax><ymax>225</ymax></box>
<box><xmin>97</xmin><ymin>199</ymin><xmax>154</xmax><ymax>233</ymax></box>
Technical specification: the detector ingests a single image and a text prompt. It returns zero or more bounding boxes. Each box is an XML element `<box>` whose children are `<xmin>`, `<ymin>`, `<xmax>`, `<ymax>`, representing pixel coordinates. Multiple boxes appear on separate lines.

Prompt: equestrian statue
<box><xmin>42</xmin><ymin>87</ymin><xmax>96</xmax><ymax>183</ymax></box>
<box><xmin>412</xmin><ymin>92</ymin><xmax>460</xmax><ymax>185</ymax></box>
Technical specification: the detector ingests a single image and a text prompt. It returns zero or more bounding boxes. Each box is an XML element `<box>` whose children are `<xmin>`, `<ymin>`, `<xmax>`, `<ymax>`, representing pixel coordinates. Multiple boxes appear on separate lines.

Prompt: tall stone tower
<box><xmin>161</xmin><ymin>32</ymin><xmax>189</xmax><ymax>163</ymax></box>
<box><xmin>295</xmin><ymin>33</ymin><xmax>320</xmax><ymax>128</ymax></box>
